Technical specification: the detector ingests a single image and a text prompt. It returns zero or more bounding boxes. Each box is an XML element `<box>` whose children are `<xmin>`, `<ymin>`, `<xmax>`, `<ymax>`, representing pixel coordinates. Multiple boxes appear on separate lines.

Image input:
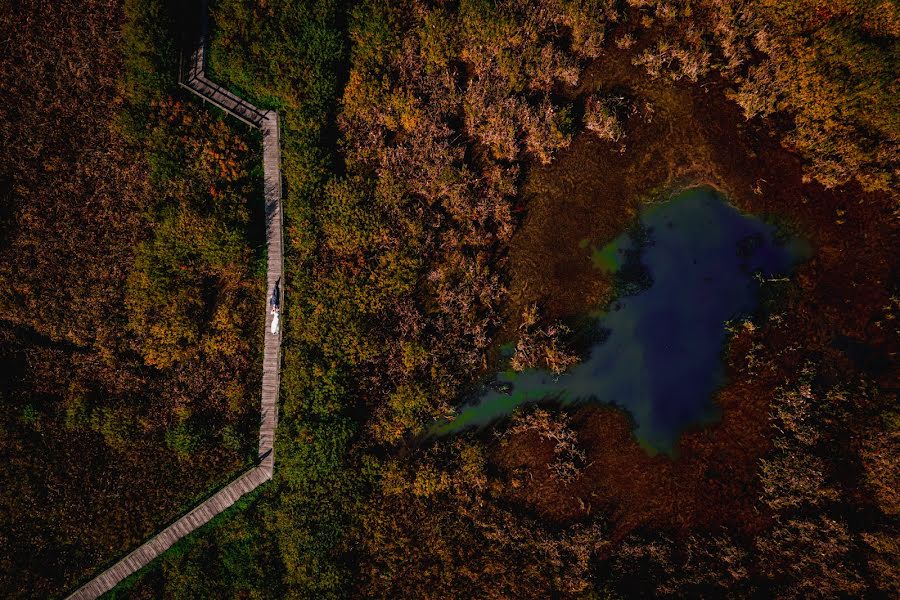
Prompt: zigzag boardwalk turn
<box><xmin>66</xmin><ymin>9</ymin><xmax>283</xmax><ymax>600</ymax></box>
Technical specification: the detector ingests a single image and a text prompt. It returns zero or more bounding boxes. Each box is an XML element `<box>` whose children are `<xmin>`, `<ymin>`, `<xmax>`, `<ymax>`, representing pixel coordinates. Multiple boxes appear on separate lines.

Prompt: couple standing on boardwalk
<box><xmin>270</xmin><ymin>279</ymin><xmax>281</xmax><ymax>334</ymax></box>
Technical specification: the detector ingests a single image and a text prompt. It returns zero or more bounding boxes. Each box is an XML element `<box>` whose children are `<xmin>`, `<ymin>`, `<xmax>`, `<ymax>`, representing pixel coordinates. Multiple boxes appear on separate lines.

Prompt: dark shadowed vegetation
<box><xmin>0</xmin><ymin>0</ymin><xmax>264</xmax><ymax>596</ymax></box>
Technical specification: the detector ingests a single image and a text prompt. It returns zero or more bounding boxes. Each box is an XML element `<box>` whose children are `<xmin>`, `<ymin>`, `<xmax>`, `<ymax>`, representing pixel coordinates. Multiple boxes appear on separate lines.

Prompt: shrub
<box><xmin>584</xmin><ymin>93</ymin><xmax>628</xmax><ymax>143</ymax></box>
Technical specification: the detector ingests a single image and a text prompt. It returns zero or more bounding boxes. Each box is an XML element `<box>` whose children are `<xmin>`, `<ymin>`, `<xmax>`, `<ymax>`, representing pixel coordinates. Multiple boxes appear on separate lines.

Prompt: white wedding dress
<box><xmin>271</xmin><ymin>311</ymin><xmax>279</xmax><ymax>335</ymax></box>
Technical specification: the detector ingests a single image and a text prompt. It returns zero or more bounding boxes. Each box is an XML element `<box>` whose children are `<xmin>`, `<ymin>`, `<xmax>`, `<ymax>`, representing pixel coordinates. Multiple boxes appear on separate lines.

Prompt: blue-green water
<box><xmin>434</xmin><ymin>186</ymin><xmax>810</xmax><ymax>453</ymax></box>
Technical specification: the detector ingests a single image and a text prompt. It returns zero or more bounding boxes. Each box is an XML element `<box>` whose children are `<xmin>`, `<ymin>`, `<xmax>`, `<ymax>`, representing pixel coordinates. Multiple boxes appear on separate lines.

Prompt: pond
<box><xmin>434</xmin><ymin>186</ymin><xmax>810</xmax><ymax>454</ymax></box>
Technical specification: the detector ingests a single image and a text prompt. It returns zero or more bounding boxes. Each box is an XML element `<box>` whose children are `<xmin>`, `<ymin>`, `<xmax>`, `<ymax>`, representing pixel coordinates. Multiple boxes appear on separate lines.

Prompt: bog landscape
<box><xmin>0</xmin><ymin>0</ymin><xmax>897</xmax><ymax>598</ymax></box>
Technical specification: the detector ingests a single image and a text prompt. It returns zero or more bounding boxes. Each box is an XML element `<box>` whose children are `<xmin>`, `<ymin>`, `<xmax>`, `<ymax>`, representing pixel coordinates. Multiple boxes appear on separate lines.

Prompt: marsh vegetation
<box><xmin>0</xmin><ymin>0</ymin><xmax>896</xmax><ymax>598</ymax></box>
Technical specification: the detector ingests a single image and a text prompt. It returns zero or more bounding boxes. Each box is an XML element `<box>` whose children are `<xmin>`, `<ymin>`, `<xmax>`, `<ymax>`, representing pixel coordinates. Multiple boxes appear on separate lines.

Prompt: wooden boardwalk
<box><xmin>66</xmin><ymin>6</ymin><xmax>283</xmax><ymax>599</ymax></box>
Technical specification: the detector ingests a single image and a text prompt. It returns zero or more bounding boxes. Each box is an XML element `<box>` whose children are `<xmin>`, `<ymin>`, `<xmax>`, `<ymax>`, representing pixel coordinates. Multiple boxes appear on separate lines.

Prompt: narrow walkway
<box><xmin>66</xmin><ymin>7</ymin><xmax>283</xmax><ymax>599</ymax></box>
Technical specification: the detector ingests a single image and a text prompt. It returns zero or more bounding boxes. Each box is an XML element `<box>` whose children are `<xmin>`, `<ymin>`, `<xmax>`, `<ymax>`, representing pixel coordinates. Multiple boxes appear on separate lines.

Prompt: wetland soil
<box><xmin>493</xmin><ymin>49</ymin><xmax>897</xmax><ymax>538</ymax></box>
